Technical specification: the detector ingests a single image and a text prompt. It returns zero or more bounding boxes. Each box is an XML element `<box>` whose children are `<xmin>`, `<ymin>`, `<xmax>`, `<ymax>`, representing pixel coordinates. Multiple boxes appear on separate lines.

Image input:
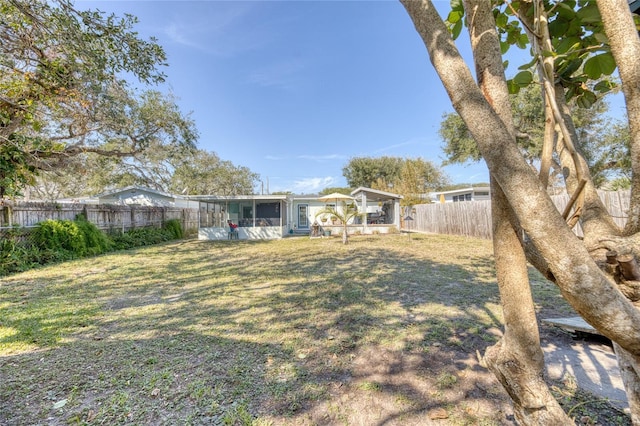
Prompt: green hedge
<box><xmin>0</xmin><ymin>216</ymin><xmax>185</xmax><ymax>276</ymax></box>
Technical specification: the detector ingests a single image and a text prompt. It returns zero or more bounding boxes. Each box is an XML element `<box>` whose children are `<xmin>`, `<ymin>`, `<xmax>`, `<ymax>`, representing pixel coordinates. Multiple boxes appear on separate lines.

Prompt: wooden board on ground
<box><xmin>542</xmin><ymin>317</ymin><xmax>602</xmax><ymax>336</ymax></box>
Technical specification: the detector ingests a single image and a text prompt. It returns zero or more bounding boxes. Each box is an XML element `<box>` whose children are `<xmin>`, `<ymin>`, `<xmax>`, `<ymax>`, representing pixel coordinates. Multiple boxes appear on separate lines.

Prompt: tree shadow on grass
<box><xmin>0</xmin><ymin>235</ymin><xmax>628</xmax><ymax>425</ymax></box>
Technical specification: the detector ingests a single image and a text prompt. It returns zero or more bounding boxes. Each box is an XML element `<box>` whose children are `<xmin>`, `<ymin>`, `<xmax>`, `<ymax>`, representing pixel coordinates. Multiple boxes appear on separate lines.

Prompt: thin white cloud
<box><xmin>248</xmin><ymin>59</ymin><xmax>306</xmax><ymax>90</ymax></box>
<box><xmin>466</xmin><ymin>172</ymin><xmax>489</xmax><ymax>182</ymax></box>
<box><xmin>162</xmin><ymin>4</ymin><xmax>268</xmax><ymax>56</ymax></box>
<box><xmin>164</xmin><ymin>23</ymin><xmax>202</xmax><ymax>50</ymax></box>
<box><xmin>265</xmin><ymin>155</ymin><xmax>287</xmax><ymax>161</ymax></box>
<box><xmin>373</xmin><ymin>138</ymin><xmax>430</xmax><ymax>154</ymax></box>
<box><xmin>297</xmin><ymin>154</ymin><xmax>348</xmax><ymax>162</ymax></box>
<box><xmin>291</xmin><ymin>176</ymin><xmax>336</xmax><ymax>193</ymax></box>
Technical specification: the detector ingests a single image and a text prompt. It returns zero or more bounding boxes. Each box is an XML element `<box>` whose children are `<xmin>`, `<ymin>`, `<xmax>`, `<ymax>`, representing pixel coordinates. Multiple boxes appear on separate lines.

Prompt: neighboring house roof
<box><xmin>185</xmin><ymin>194</ymin><xmax>288</xmax><ymax>202</ymax></box>
<box><xmin>351</xmin><ymin>187</ymin><xmax>403</xmax><ymax>202</ymax></box>
<box><xmin>96</xmin><ymin>186</ymin><xmax>181</xmax><ymax>207</ymax></box>
<box><xmin>56</xmin><ymin>197</ymin><xmax>99</xmax><ymax>204</ymax></box>
<box><xmin>630</xmin><ymin>0</ymin><xmax>640</xmax><ymax>14</ymax></box>
<box><xmin>430</xmin><ymin>187</ymin><xmax>490</xmax><ymax>196</ymax></box>
<box><xmin>96</xmin><ymin>185</ymin><xmax>179</xmax><ymax>200</ymax></box>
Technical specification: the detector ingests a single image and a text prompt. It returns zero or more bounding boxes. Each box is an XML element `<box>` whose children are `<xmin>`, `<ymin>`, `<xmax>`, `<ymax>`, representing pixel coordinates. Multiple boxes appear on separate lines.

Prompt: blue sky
<box><xmin>78</xmin><ymin>1</ymin><xmax>516</xmax><ymax>194</ymax></box>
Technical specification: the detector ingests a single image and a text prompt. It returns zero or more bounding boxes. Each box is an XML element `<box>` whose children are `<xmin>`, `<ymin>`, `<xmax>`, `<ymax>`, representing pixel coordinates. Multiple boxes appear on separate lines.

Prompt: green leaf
<box><xmin>555</xmin><ymin>37</ymin><xmax>581</xmax><ymax>55</ymax></box>
<box><xmin>565</xmin><ymin>17</ymin><xmax>584</xmax><ymax>37</ymax></box>
<box><xmin>594</xmin><ymin>80</ymin><xmax>616</xmax><ymax>93</ymax></box>
<box><xmin>451</xmin><ymin>19</ymin><xmax>463</xmax><ymax>39</ymax></box>
<box><xmin>576</xmin><ymin>90</ymin><xmax>597</xmax><ymax>108</ymax></box>
<box><xmin>495</xmin><ymin>12</ymin><xmax>508</xmax><ymax>29</ymax></box>
<box><xmin>564</xmin><ymin>84</ymin><xmax>577</xmax><ymax>101</ymax></box>
<box><xmin>548</xmin><ymin>18</ymin><xmax>569</xmax><ymax>37</ymax></box>
<box><xmin>447</xmin><ymin>9</ymin><xmax>463</xmax><ymax>24</ymax></box>
<box><xmin>556</xmin><ymin>58</ymin><xmax>583</xmax><ymax>78</ymax></box>
<box><xmin>593</xmin><ymin>32</ymin><xmax>609</xmax><ymax>44</ymax></box>
<box><xmin>513</xmin><ymin>70</ymin><xmax>533</xmax><ymax>86</ymax></box>
<box><xmin>583</xmin><ymin>53</ymin><xmax>616</xmax><ymax>79</ymax></box>
<box><xmin>516</xmin><ymin>33</ymin><xmax>529</xmax><ymax>49</ymax></box>
<box><xmin>507</xmin><ymin>79</ymin><xmax>521</xmax><ymax>95</ymax></box>
<box><xmin>576</xmin><ymin>2</ymin><xmax>601</xmax><ymax>23</ymax></box>
<box><xmin>500</xmin><ymin>41</ymin><xmax>510</xmax><ymax>54</ymax></box>
<box><xmin>518</xmin><ymin>57</ymin><xmax>538</xmax><ymax>70</ymax></box>
<box><xmin>556</xmin><ymin>2</ymin><xmax>576</xmax><ymax>20</ymax></box>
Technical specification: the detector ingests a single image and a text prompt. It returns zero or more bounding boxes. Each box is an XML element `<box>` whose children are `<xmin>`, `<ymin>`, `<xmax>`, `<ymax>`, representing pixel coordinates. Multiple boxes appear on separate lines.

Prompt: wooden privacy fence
<box><xmin>408</xmin><ymin>190</ymin><xmax>630</xmax><ymax>240</ymax></box>
<box><xmin>0</xmin><ymin>201</ymin><xmax>199</xmax><ymax>234</ymax></box>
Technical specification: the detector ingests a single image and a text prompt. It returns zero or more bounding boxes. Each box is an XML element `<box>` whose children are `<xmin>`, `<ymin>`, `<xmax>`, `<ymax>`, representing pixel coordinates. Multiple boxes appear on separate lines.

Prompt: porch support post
<box><xmin>361</xmin><ymin>192</ymin><xmax>368</xmax><ymax>233</ymax></box>
<box><xmin>394</xmin><ymin>199</ymin><xmax>401</xmax><ymax>229</ymax></box>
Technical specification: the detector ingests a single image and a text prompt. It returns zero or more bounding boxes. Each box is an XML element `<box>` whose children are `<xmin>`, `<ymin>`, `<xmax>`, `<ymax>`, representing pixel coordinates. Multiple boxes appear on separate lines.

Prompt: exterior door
<box><xmin>298</xmin><ymin>204</ymin><xmax>309</xmax><ymax>229</ymax></box>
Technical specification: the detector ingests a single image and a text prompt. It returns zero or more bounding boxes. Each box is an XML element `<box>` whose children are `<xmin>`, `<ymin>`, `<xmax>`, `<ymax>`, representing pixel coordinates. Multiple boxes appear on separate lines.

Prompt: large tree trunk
<box><xmin>400</xmin><ymin>0</ymin><xmax>640</xmax><ymax>354</ymax></box>
<box><xmin>464</xmin><ymin>2</ymin><xmax>571</xmax><ymax>422</ymax></box>
<box><xmin>615</xmin><ymin>342</ymin><xmax>640</xmax><ymax>425</ymax></box>
<box><xmin>596</xmin><ymin>1</ymin><xmax>640</xmax><ymax>419</ymax></box>
<box><xmin>483</xmin><ymin>181</ymin><xmax>572</xmax><ymax>424</ymax></box>
<box><xmin>400</xmin><ymin>0</ymin><xmax>640</xmax><ymax>422</ymax></box>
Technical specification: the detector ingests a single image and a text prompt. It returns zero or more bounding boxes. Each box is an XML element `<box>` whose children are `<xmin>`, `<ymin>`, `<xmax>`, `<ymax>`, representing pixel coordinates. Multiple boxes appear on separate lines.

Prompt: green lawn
<box><xmin>0</xmin><ymin>233</ymin><xmax>615</xmax><ymax>425</ymax></box>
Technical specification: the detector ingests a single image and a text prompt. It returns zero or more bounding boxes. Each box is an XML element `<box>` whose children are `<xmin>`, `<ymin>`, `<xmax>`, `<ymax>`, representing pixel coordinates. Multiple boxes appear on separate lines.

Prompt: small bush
<box><xmin>0</xmin><ymin>229</ymin><xmax>41</xmax><ymax>275</ymax></box>
<box><xmin>110</xmin><ymin>226</ymin><xmax>174</xmax><ymax>250</ymax></box>
<box><xmin>164</xmin><ymin>219</ymin><xmax>183</xmax><ymax>239</ymax></box>
<box><xmin>74</xmin><ymin>214</ymin><xmax>112</xmax><ymax>255</ymax></box>
<box><xmin>32</xmin><ymin>219</ymin><xmax>86</xmax><ymax>256</ymax></box>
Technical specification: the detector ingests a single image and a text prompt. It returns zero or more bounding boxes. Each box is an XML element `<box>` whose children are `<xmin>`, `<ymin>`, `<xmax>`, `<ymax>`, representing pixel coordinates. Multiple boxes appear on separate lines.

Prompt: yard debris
<box><xmin>429</xmin><ymin>407</ymin><xmax>449</xmax><ymax>419</ymax></box>
<box><xmin>52</xmin><ymin>399</ymin><xmax>67</xmax><ymax>410</ymax></box>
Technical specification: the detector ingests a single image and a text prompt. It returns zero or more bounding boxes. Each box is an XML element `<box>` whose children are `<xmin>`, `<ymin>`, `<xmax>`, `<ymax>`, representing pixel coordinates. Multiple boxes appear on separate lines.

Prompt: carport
<box><xmin>350</xmin><ymin>187</ymin><xmax>403</xmax><ymax>233</ymax></box>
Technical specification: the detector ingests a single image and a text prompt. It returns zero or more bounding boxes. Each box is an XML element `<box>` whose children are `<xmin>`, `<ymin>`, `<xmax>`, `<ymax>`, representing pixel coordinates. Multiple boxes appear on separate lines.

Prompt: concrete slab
<box><xmin>542</xmin><ymin>317</ymin><xmax>600</xmax><ymax>336</ymax></box>
<box><xmin>542</xmin><ymin>317</ymin><xmax>629</xmax><ymax>411</ymax></box>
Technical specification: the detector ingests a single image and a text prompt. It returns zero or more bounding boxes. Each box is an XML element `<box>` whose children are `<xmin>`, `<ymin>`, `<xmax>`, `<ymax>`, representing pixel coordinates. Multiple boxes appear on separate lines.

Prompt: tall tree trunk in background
<box><xmin>597</xmin><ymin>2</ymin><xmax>640</xmax><ymax>422</ymax></box>
<box><xmin>464</xmin><ymin>1</ymin><xmax>570</xmax><ymax>422</ymax></box>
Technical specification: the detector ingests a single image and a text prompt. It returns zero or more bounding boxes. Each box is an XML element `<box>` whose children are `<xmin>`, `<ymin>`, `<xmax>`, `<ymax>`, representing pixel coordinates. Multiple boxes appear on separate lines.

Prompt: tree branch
<box><xmin>400</xmin><ymin>0</ymin><xmax>640</xmax><ymax>355</ymax></box>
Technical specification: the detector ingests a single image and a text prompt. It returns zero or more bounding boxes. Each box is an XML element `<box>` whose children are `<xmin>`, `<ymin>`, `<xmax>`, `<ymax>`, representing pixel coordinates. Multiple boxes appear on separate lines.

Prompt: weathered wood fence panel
<box><xmin>0</xmin><ymin>201</ymin><xmax>199</xmax><ymax>234</ymax></box>
<box><xmin>409</xmin><ymin>190</ymin><xmax>630</xmax><ymax>240</ymax></box>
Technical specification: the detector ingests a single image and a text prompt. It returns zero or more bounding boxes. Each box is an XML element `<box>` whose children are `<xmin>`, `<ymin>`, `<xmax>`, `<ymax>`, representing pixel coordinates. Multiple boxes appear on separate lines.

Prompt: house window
<box><xmin>465</xmin><ymin>193</ymin><xmax>472</xmax><ymax>201</ymax></box>
<box><xmin>256</xmin><ymin>202</ymin><xmax>281</xmax><ymax>226</ymax></box>
<box><xmin>199</xmin><ymin>202</ymin><xmax>228</xmax><ymax>228</ymax></box>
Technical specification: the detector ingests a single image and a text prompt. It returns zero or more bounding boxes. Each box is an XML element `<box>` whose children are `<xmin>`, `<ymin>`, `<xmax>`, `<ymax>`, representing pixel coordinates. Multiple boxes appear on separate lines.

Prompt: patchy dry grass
<box><xmin>0</xmin><ymin>233</ymin><xmax>628</xmax><ymax>425</ymax></box>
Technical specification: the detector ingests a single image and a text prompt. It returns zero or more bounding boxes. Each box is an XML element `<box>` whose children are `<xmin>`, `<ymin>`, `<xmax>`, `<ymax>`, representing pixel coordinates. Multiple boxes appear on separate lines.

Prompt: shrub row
<box><xmin>0</xmin><ymin>216</ymin><xmax>185</xmax><ymax>276</ymax></box>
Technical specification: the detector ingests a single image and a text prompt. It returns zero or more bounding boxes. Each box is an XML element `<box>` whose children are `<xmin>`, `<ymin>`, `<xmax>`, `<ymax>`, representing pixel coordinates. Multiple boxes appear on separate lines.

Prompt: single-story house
<box><xmin>96</xmin><ymin>186</ymin><xmax>199</xmax><ymax>209</ymax></box>
<box><xmin>194</xmin><ymin>187</ymin><xmax>403</xmax><ymax>241</ymax></box>
<box><xmin>430</xmin><ymin>187</ymin><xmax>490</xmax><ymax>203</ymax></box>
<box><xmin>90</xmin><ymin>186</ymin><xmax>403</xmax><ymax>241</ymax></box>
